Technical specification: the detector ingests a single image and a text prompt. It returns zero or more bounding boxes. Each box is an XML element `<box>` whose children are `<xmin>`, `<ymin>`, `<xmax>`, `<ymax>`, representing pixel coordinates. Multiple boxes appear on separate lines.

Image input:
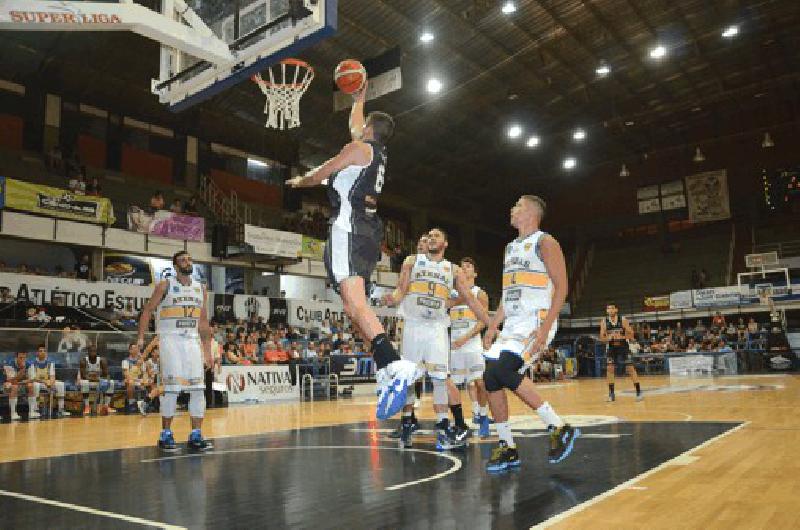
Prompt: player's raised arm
<box><xmin>349</xmin><ymin>80</ymin><xmax>368</xmax><ymax>141</ymax></box>
<box><xmin>286</xmin><ymin>141</ymin><xmax>370</xmax><ymax>188</ymax></box>
<box><xmin>622</xmin><ymin>317</ymin><xmax>634</xmax><ymax>341</ymax></box>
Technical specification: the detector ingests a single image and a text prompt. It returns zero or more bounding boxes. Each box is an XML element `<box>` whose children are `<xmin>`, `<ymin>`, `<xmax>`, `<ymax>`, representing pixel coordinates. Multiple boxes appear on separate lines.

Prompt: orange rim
<box><xmin>251</xmin><ymin>58</ymin><xmax>314</xmax><ymax>89</ymax></box>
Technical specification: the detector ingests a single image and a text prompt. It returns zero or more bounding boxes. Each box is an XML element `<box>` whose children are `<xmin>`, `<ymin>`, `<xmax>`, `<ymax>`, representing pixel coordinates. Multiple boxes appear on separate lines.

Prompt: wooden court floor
<box><xmin>0</xmin><ymin>374</ymin><xmax>797</xmax><ymax>529</ymax></box>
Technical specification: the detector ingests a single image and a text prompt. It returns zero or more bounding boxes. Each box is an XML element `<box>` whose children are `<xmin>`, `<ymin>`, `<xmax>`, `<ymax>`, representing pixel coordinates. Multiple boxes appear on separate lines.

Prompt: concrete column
<box><xmin>42</xmin><ymin>93</ymin><xmax>61</xmax><ymax>155</ymax></box>
<box><xmin>185</xmin><ymin>135</ymin><xmax>198</xmax><ymax>190</ymax></box>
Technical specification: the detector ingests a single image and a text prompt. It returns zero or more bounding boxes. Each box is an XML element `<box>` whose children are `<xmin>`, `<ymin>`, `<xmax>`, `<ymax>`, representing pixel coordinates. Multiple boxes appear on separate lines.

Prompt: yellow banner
<box><xmin>301</xmin><ymin>235</ymin><xmax>325</xmax><ymax>260</ymax></box>
<box><xmin>3</xmin><ymin>178</ymin><xmax>115</xmax><ymax>225</ymax></box>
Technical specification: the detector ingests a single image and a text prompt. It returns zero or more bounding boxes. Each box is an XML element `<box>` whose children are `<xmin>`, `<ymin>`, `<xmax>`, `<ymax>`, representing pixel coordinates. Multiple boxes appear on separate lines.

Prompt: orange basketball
<box><xmin>334</xmin><ymin>59</ymin><xmax>366</xmax><ymax>94</ymax></box>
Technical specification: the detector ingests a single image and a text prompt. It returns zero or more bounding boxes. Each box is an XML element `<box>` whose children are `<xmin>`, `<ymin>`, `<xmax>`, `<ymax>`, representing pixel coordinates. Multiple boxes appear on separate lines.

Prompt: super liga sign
<box><xmin>8</xmin><ymin>11</ymin><xmax>122</xmax><ymax>24</ymax></box>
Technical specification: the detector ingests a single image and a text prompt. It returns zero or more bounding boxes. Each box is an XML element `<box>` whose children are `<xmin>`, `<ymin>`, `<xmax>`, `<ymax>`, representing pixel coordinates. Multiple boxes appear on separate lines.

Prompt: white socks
<box><xmin>495</xmin><ymin>422</ymin><xmax>515</xmax><ymax>448</ymax></box>
<box><xmin>536</xmin><ymin>401</ymin><xmax>564</xmax><ymax>429</ymax></box>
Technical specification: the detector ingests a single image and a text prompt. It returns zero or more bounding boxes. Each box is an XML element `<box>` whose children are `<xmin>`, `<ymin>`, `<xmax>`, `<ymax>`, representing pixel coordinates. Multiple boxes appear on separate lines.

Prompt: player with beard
<box><xmin>138</xmin><ymin>251</ymin><xmax>213</xmax><ymax>452</ymax></box>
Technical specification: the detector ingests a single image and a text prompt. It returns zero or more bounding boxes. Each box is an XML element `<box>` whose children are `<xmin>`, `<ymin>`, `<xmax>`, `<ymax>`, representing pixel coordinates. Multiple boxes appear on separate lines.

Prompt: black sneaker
<box><xmin>187</xmin><ymin>435</ymin><xmax>214</xmax><ymax>453</ymax></box>
<box><xmin>452</xmin><ymin>425</ymin><xmax>470</xmax><ymax>444</ymax></box>
<box><xmin>486</xmin><ymin>441</ymin><xmax>521</xmax><ymax>472</ymax></box>
<box><xmin>548</xmin><ymin>424</ymin><xmax>580</xmax><ymax>464</ymax></box>
<box><xmin>399</xmin><ymin>421</ymin><xmax>414</xmax><ymax>449</ymax></box>
<box><xmin>158</xmin><ymin>431</ymin><xmax>180</xmax><ymax>453</ymax></box>
<box><xmin>607</xmin><ymin>392</ymin><xmax>615</xmax><ymax>402</ymax></box>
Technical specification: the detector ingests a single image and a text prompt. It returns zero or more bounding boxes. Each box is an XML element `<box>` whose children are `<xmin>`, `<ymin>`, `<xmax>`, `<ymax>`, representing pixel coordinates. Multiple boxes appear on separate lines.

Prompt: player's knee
<box><xmin>188</xmin><ymin>390</ymin><xmax>205</xmax><ymax>418</ymax></box>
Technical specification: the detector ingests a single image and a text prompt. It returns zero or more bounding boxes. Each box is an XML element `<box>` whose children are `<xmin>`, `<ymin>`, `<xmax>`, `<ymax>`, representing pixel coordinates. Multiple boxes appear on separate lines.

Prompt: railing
<box><xmin>754</xmin><ymin>240</ymin><xmax>800</xmax><ymax>259</ymax></box>
<box><xmin>198</xmin><ymin>173</ymin><xmax>253</xmax><ymax>230</ymax></box>
<box><xmin>571</xmin><ymin>243</ymin><xmax>594</xmax><ymax>306</ymax></box>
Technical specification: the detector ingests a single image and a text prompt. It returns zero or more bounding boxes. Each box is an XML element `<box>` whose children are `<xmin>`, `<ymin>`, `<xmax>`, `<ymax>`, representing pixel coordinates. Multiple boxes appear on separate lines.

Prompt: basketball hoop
<box><xmin>252</xmin><ymin>59</ymin><xmax>314</xmax><ymax>130</ymax></box>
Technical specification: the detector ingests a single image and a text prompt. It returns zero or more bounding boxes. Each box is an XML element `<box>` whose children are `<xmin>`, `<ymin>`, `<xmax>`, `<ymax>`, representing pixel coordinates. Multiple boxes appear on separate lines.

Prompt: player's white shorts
<box><xmin>401</xmin><ymin>320</ymin><xmax>449</xmax><ymax>380</ymax></box>
<box><xmin>450</xmin><ymin>346</ymin><xmax>485</xmax><ymax>385</ymax></box>
<box><xmin>160</xmin><ymin>334</ymin><xmax>204</xmax><ymax>392</ymax></box>
<box><xmin>486</xmin><ymin>314</ymin><xmax>557</xmax><ymax>360</ymax></box>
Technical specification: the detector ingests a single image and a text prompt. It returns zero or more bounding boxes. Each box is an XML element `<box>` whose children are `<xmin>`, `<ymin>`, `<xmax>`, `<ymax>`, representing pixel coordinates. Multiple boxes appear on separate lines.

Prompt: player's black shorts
<box><xmin>606</xmin><ymin>344</ymin><xmax>632</xmax><ymax>365</ymax></box>
<box><xmin>324</xmin><ymin>220</ymin><xmax>382</xmax><ymax>295</ymax></box>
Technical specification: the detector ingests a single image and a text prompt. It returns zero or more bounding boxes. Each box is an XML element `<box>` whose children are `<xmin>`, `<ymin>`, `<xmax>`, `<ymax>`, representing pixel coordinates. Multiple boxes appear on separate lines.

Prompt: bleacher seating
<box><xmin>573</xmin><ymin>223</ymin><xmax>732</xmax><ymax>317</ymax></box>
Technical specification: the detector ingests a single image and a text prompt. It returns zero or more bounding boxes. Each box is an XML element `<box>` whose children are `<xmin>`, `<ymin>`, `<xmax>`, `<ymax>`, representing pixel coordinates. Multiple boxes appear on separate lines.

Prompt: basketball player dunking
<box><xmin>138</xmin><ymin>251</ymin><xmax>213</xmax><ymax>452</ymax></box>
<box><xmin>600</xmin><ymin>302</ymin><xmax>642</xmax><ymax>402</ymax></box>
<box><xmin>287</xmin><ymin>82</ymin><xmax>490</xmax><ymax>419</ymax></box>
<box><xmin>479</xmin><ymin>195</ymin><xmax>580</xmax><ymax>472</ymax></box>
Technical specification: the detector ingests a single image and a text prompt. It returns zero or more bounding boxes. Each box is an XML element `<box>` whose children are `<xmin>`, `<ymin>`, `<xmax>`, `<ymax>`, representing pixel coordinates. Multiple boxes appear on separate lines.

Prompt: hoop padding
<box><xmin>253</xmin><ymin>59</ymin><xmax>314</xmax><ymax>130</ymax></box>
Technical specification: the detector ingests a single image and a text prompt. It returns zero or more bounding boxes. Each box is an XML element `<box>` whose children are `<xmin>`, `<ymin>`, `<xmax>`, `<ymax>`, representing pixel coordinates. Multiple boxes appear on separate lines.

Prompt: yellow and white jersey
<box><xmin>450</xmin><ymin>285</ymin><xmax>484</xmax><ymax>350</ymax></box>
<box><xmin>28</xmin><ymin>359</ymin><xmax>55</xmax><ymax>381</ymax></box>
<box><xmin>400</xmin><ymin>254</ymin><xmax>454</xmax><ymax>325</ymax></box>
<box><xmin>121</xmin><ymin>357</ymin><xmax>143</xmax><ymax>379</ymax></box>
<box><xmin>157</xmin><ymin>277</ymin><xmax>204</xmax><ymax>338</ymax></box>
<box><xmin>501</xmin><ymin>231</ymin><xmax>552</xmax><ymax>320</ymax></box>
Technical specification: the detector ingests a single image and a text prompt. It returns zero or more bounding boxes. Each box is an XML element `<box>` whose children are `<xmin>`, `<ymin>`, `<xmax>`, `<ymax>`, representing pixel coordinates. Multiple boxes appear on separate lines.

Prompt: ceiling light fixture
<box><xmin>426</xmin><ymin>78</ymin><xmax>443</xmax><ymax>93</ymax></box>
<box><xmin>526</xmin><ymin>136</ymin><xmax>540</xmax><ymax>148</ymax></box>
<box><xmin>595</xmin><ymin>64</ymin><xmax>611</xmax><ymax>77</ymax></box>
<box><xmin>721</xmin><ymin>25</ymin><xmax>739</xmax><ymax>39</ymax></box>
<box><xmin>501</xmin><ymin>1</ymin><xmax>517</xmax><ymax>15</ymax></box>
<box><xmin>420</xmin><ymin>31</ymin><xmax>434</xmax><ymax>43</ymax></box>
<box><xmin>563</xmin><ymin>157</ymin><xmax>577</xmax><ymax>170</ymax></box>
<box><xmin>507</xmin><ymin>124</ymin><xmax>523</xmax><ymax>139</ymax></box>
<box><xmin>649</xmin><ymin>44</ymin><xmax>667</xmax><ymax>59</ymax></box>
<box><xmin>693</xmin><ymin>147</ymin><xmax>705</xmax><ymax>163</ymax></box>
<box><xmin>762</xmin><ymin>132</ymin><xmax>774</xmax><ymax>148</ymax></box>
<box><xmin>572</xmin><ymin>128</ymin><xmax>586</xmax><ymax>141</ymax></box>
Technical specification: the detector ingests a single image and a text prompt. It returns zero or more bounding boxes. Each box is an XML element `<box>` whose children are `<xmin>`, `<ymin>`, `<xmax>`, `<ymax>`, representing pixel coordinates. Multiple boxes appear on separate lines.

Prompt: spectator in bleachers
<box><xmin>747</xmin><ymin>317</ymin><xmax>759</xmax><ymax>335</ymax></box>
<box><xmin>3</xmin><ymin>351</ymin><xmax>35</xmax><ymax>420</ymax></box>
<box><xmin>716</xmin><ymin>340</ymin><xmax>733</xmax><ymax>353</ymax></box>
<box><xmin>169</xmin><ymin>198</ymin><xmax>183</xmax><ymax>214</ymax></box>
<box><xmin>685</xmin><ymin>338</ymin><xmax>699</xmax><ymax>352</ymax></box>
<box><xmin>75</xmin><ymin>255</ymin><xmax>91</xmax><ymax>280</ymax></box>
<box><xmin>78</xmin><ymin>345</ymin><xmax>115</xmax><ymax>416</ymax></box>
<box><xmin>47</xmin><ymin>144</ymin><xmax>64</xmax><ymax>174</ymax></box>
<box><xmin>29</xmin><ymin>344</ymin><xmax>66</xmax><ymax>418</ymax></box>
<box><xmin>241</xmin><ymin>335</ymin><xmax>259</xmax><ymax>364</ymax></box>
<box><xmin>57</xmin><ymin>326</ymin><xmax>88</xmax><ymax>365</ymax></box>
<box><xmin>122</xmin><ymin>342</ymin><xmax>147</xmax><ymax>414</ymax></box>
<box><xmin>85</xmin><ymin>176</ymin><xmax>102</xmax><ymax>197</ymax></box>
<box><xmin>148</xmin><ymin>192</ymin><xmax>165</xmax><ymax>213</ymax></box>
<box><xmin>68</xmin><ymin>173</ymin><xmax>86</xmax><ymax>195</ymax></box>
<box><xmin>711</xmin><ymin>312</ymin><xmax>726</xmax><ymax>332</ymax></box>
<box><xmin>143</xmin><ymin>342</ymin><xmax>162</xmax><ymax>414</ymax></box>
<box><xmin>223</xmin><ymin>341</ymin><xmax>244</xmax><ymax>365</ymax></box>
<box><xmin>184</xmin><ymin>196</ymin><xmax>200</xmax><ymax>216</ymax></box>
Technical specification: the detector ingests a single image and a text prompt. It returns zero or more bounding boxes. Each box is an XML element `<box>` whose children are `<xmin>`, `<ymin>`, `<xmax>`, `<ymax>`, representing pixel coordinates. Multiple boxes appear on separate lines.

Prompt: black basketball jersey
<box><xmin>605</xmin><ymin>316</ymin><xmax>627</xmax><ymax>348</ymax></box>
<box><xmin>326</xmin><ymin>140</ymin><xmax>386</xmax><ymax>237</ymax></box>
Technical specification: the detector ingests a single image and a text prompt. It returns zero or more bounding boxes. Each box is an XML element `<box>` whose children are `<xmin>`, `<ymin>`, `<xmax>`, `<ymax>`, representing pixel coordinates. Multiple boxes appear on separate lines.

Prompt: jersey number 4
<box><xmin>375</xmin><ymin>162</ymin><xmax>385</xmax><ymax>193</ymax></box>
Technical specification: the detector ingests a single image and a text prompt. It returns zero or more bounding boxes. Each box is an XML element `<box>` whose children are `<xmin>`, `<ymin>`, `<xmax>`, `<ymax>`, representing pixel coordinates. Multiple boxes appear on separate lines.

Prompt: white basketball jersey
<box><xmin>502</xmin><ymin>231</ymin><xmax>552</xmax><ymax>324</ymax></box>
<box><xmin>85</xmin><ymin>356</ymin><xmax>102</xmax><ymax>377</ymax></box>
<box><xmin>157</xmin><ymin>277</ymin><xmax>204</xmax><ymax>337</ymax></box>
<box><xmin>400</xmin><ymin>254</ymin><xmax>454</xmax><ymax>325</ymax></box>
<box><xmin>450</xmin><ymin>285</ymin><xmax>483</xmax><ymax>350</ymax></box>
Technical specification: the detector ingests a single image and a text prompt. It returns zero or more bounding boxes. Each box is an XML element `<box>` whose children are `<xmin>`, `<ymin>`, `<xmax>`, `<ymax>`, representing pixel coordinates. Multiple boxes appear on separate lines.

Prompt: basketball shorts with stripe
<box><xmin>324</xmin><ymin>224</ymin><xmax>381</xmax><ymax>294</ymax></box>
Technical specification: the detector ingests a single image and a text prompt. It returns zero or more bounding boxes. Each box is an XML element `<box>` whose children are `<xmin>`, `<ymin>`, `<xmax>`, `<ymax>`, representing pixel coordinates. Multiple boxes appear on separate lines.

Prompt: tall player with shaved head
<box><xmin>481</xmin><ymin>195</ymin><xmax>580</xmax><ymax>472</ymax></box>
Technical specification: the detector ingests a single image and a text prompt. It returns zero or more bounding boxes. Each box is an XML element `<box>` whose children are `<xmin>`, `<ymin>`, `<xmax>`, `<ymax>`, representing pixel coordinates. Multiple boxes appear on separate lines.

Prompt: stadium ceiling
<box><xmin>1</xmin><ymin>0</ymin><xmax>799</xmax><ymax>227</ymax></box>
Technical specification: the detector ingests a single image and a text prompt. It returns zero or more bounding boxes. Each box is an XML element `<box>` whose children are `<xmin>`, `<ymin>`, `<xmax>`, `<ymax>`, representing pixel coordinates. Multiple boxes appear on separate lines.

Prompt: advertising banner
<box><xmin>669</xmin><ymin>290</ymin><xmax>694</xmax><ymax>310</ymax></box>
<box><xmin>3</xmin><ymin>177</ymin><xmax>115</xmax><ymax>224</ymax></box>
<box><xmin>0</xmin><ymin>272</ymin><xmax>150</xmax><ymax>311</ymax></box>
<box><xmin>244</xmin><ymin>224</ymin><xmax>301</xmax><ymax>258</ymax></box>
<box><xmin>219</xmin><ymin>365</ymin><xmax>296</xmax><ymax>403</ymax></box>
<box><xmin>127</xmin><ymin>206</ymin><xmax>204</xmax><ymax>242</ymax></box>
<box><xmin>693</xmin><ymin>286</ymin><xmax>742</xmax><ymax>307</ymax></box>
<box><xmin>685</xmin><ymin>170</ymin><xmax>731</xmax><ymax>222</ymax></box>
<box><xmin>643</xmin><ymin>295</ymin><xmax>670</xmax><ymax>312</ymax></box>
<box><xmin>330</xmin><ymin>355</ymin><xmax>376</xmax><ymax>384</ymax></box>
<box><xmin>300</xmin><ymin>235</ymin><xmax>325</xmax><ymax>260</ymax></box>
<box><xmin>103</xmin><ymin>253</ymin><xmax>208</xmax><ymax>286</ymax></box>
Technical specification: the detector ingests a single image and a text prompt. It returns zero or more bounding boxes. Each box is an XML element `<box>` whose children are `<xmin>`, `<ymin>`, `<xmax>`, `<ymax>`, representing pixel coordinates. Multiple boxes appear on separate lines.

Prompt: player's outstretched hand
<box><xmin>286</xmin><ymin>176</ymin><xmax>304</xmax><ymax>188</ymax></box>
<box><xmin>354</xmin><ymin>79</ymin><xmax>368</xmax><ymax>102</ymax></box>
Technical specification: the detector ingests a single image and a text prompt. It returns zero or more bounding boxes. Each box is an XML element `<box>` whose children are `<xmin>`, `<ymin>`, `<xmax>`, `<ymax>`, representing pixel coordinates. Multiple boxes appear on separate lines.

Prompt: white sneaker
<box><xmin>11</xmin><ymin>412</ymin><xmax>21</xmax><ymax>421</ymax></box>
<box><xmin>376</xmin><ymin>359</ymin><xmax>420</xmax><ymax>420</ymax></box>
<box><xmin>29</xmin><ymin>410</ymin><xmax>41</xmax><ymax>419</ymax></box>
<box><xmin>137</xmin><ymin>400</ymin><xmax>148</xmax><ymax>416</ymax></box>
<box><xmin>413</xmin><ymin>398</ymin><xmax>421</xmax><ymax>409</ymax></box>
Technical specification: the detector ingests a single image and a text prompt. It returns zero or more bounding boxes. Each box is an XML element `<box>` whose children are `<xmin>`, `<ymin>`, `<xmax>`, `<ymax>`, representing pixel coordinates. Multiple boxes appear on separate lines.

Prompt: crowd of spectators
<box><xmin>629</xmin><ymin>312</ymin><xmax>769</xmax><ymax>354</ymax></box>
<box><xmin>143</xmin><ymin>191</ymin><xmax>200</xmax><ymax>216</ymax></box>
<box><xmin>0</xmin><ymin>254</ymin><xmax>94</xmax><ymax>282</ymax></box>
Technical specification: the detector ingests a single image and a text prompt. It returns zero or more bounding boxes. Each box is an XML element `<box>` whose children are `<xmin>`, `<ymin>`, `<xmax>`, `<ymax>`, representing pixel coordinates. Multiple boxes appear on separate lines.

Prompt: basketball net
<box><xmin>252</xmin><ymin>59</ymin><xmax>314</xmax><ymax>130</ymax></box>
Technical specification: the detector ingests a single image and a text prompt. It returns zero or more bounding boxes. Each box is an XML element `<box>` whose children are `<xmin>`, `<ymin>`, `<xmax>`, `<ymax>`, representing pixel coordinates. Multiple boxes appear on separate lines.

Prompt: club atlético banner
<box><xmin>127</xmin><ymin>206</ymin><xmax>204</xmax><ymax>242</ymax></box>
<box><xmin>0</xmin><ymin>272</ymin><xmax>151</xmax><ymax>311</ymax></box>
<box><xmin>300</xmin><ymin>235</ymin><xmax>325</xmax><ymax>260</ymax></box>
<box><xmin>1</xmin><ymin>177</ymin><xmax>115</xmax><ymax>224</ymax></box>
<box><xmin>243</xmin><ymin>225</ymin><xmax>301</xmax><ymax>258</ymax></box>
<box><xmin>287</xmin><ymin>299</ymin><xmax>397</xmax><ymax>328</ymax></box>
<box><xmin>643</xmin><ymin>295</ymin><xmax>670</xmax><ymax>312</ymax></box>
<box><xmin>220</xmin><ymin>365</ymin><xmax>296</xmax><ymax>403</ymax></box>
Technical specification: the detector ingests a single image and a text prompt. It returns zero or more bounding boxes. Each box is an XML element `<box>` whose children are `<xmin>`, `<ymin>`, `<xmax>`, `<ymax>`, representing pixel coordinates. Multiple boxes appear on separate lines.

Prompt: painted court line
<box><xmin>141</xmin><ymin>445</ymin><xmax>462</xmax><ymax>491</ymax></box>
<box><xmin>531</xmin><ymin>421</ymin><xmax>750</xmax><ymax>529</ymax></box>
<box><xmin>0</xmin><ymin>489</ymin><xmax>185</xmax><ymax>529</ymax></box>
